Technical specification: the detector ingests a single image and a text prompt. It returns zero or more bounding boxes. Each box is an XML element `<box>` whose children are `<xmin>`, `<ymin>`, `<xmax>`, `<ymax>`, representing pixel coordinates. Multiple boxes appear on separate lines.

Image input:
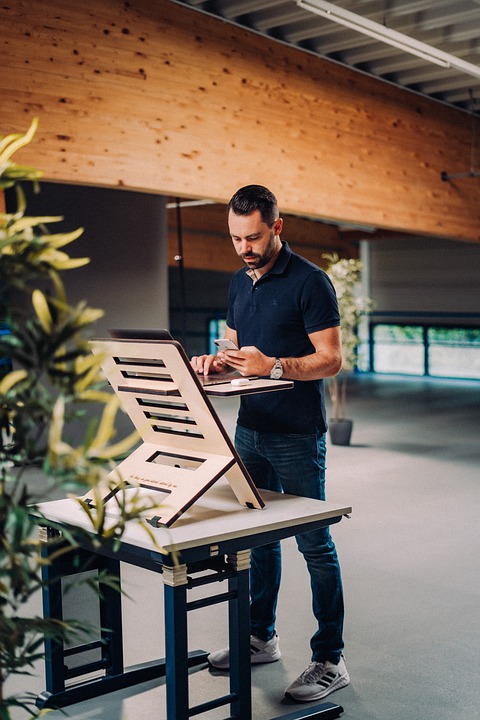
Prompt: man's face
<box><xmin>228</xmin><ymin>209</ymin><xmax>283</xmax><ymax>272</ymax></box>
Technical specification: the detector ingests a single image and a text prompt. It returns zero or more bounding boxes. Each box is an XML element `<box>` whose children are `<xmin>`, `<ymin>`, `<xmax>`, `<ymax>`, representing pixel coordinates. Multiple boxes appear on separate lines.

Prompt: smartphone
<box><xmin>213</xmin><ymin>338</ymin><xmax>238</xmax><ymax>352</ymax></box>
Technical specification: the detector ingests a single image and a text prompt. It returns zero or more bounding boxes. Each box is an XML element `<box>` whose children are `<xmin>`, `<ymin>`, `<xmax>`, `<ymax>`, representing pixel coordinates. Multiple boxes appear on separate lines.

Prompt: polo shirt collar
<box><xmin>269</xmin><ymin>241</ymin><xmax>292</xmax><ymax>275</ymax></box>
<box><xmin>245</xmin><ymin>241</ymin><xmax>292</xmax><ymax>281</ymax></box>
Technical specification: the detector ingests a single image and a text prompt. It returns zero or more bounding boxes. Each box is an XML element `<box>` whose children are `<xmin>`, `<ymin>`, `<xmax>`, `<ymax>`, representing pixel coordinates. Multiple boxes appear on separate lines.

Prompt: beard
<box><xmin>240</xmin><ymin>231</ymin><xmax>277</xmax><ymax>269</ymax></box>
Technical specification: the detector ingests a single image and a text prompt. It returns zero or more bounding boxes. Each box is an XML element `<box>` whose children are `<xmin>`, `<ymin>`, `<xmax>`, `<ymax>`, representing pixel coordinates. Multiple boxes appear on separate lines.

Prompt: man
<box><xmin>191</xmin><ymin>184</ymin><xmax>349</xmax><ymax>702</ymax></box>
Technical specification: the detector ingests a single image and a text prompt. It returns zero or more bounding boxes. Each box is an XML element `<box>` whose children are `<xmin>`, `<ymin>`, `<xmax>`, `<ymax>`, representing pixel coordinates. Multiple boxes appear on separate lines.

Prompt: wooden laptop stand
<box><xmin>86</xmin><ymin>338</ymin><xmax>292</xmax><ymax>527</ymax></box>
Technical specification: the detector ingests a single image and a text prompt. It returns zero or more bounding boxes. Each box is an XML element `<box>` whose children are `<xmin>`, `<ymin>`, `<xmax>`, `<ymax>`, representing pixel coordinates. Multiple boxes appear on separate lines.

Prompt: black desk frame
<box><xmin>37</xmin><ymin>511</ymin><xmax>345</xmax><ymax>720</ymax></box>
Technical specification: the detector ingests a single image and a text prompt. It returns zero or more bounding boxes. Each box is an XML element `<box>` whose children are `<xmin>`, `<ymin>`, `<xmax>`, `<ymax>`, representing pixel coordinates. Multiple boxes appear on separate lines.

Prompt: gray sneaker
<box><xmin>208</xmin><ymin>633</ymin><xmax>281</xmax><ymax>670</ymax></box>
<box><xmin>285</xmin><ymin>656</ymin><xmax>349</xmax><ymax>701</ymax></box>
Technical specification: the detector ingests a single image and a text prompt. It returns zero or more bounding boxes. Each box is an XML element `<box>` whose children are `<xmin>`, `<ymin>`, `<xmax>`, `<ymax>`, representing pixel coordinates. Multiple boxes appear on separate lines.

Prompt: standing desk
<box><xmin>36</xmin><ymin>336</ymin><xmax>351</xmax><ymax>719</ymax></box>
<box><xmin>36</xmin><ymin>483</ymin><xmax>351</xmax><ymax>720</ymax></box>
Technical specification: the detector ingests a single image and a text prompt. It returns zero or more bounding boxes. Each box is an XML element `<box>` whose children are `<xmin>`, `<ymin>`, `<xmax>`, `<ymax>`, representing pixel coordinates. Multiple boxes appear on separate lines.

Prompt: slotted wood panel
<box><xmin>1</xmin><ymin>0</ymin><xmax>479</xmax><ymax>242</ymax></box>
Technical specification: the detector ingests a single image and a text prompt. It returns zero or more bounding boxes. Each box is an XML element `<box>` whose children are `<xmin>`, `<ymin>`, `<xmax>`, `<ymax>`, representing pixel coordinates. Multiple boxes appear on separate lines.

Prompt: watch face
<box><xmin>270</xmin><ymin>360</ymin><xmax>283</xmax><ymax>379</ymax></box>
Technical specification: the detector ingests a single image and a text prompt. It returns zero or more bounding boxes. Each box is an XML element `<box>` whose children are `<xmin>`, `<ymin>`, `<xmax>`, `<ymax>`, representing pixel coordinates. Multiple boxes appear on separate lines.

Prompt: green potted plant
<box><xmin>324</xmin><ymin>253</ymin><xmax>372</xmax><ymax>446</ymax></box>
<box><xmin>0</xmin><ymin>118</ymin><xmax>161</xmax><ymax>718</ymax></box>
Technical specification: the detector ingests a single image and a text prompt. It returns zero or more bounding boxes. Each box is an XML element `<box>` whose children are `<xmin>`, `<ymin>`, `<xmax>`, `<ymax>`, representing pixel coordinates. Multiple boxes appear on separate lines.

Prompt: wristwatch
<box><xmin>270</xmin><ymin>358</ymin><xmax>284</xmax><ymax>379</ymax></box>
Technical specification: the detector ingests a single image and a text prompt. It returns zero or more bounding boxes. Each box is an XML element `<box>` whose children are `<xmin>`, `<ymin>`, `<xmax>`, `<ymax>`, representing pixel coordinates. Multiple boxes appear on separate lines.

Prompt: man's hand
<box><xmin>190</xmin><ymin>353</ymin><xmax>228</xmax><ymax>376</ymax></box>
<box><xmin>213</xmin><ymin>325</ymin><xmax>342</xmax><ymax>381</ymax></box>
<box><xmin>219</xmin><ymin>346</ymin><xmax>273</xmax><ymax>377</ymax></box>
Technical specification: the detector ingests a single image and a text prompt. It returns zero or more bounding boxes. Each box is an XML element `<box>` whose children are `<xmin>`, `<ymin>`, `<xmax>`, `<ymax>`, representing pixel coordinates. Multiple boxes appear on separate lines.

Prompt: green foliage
<box><xmin>429</xmin><ymin>327</ymin><xmax>480</xmax><ymax>345</ymax></box>
<box><xmin>324</xmin><ymin>253</ymin><xmax>372</xmax><ymax>421</ymax></box>
<box><xmin>375</xmin><ymin>324</ymin><xmax>423</xmax><ymax>343</ymax></box>
<box><xmin>0</xmin><ymin>118</ymin><xmax>42</xmax><ymax>192</ymax></box>
<box><xmin>0</xmin><ymin>119</ymin><xmax>163</xmax><ymax>716</ymax></box>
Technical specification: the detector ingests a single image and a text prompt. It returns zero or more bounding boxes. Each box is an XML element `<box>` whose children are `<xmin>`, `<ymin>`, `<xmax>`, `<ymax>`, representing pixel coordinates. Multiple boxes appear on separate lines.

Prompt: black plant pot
<box><xmin>329</xmin><ymin>419</ymin><xmax>353</xmax><ymax>446</ymax></box>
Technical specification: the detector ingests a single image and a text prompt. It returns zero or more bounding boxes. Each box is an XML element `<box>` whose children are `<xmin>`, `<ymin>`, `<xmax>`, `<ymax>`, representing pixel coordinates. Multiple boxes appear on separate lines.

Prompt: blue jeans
<box><xmin>234</xmin><ymin>424</ymin><xmax>345</xmax><ymax>664</ymax></box>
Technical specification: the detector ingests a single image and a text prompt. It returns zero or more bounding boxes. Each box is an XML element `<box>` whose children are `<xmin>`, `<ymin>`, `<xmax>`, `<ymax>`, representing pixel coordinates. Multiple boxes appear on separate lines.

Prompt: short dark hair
<box><xmin>227</xmin><ymin>185</ymin><xmax>279</xmax><ymax>227</ymax></box>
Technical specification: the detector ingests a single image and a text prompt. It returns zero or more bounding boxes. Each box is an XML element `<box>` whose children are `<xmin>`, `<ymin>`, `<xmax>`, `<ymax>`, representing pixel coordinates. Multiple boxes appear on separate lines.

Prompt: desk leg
<box><xmin>163</xmin><ymin>563</ymin><xmax>190</xmax><ymax>720</ymax></box>
<box><xmin>227</xmin><ymin>550</ymin><xmax>252</xmax><ymax>720</ymax></box>
<box><xmin>39</xmin><ymin>538</ymin><xmax>124</xmax><ymax>698</ymax></box>
<box><xmin>37</xmin><ymin>545</ymin><xmax>206</xmax><ymax>711</ymax></box>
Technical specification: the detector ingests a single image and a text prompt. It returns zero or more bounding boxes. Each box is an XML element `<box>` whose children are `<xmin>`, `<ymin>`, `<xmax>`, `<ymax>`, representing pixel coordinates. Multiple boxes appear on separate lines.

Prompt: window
<box><xmin>371</xmin><ymin>324</ymin><xmax>480</xmax><ymax>380</ymax></box>
<box><xmin>372</xmin><ymin>325</ymin><xmax>425</xmax><ymax>375</ymax></box>
<box><xmin>428</xmin><ymin>328</ymin><xmax>480</xmax><ymax>379</ymax></box>
<box><xmin>0</xmin><ymin>323</ymin><xmax>12</xmax><ymax>379</ymax></box>
<box><xmin>208</xmin><ymin>318</ymin><xmax>227</xmax><ymax>355</ymax></box>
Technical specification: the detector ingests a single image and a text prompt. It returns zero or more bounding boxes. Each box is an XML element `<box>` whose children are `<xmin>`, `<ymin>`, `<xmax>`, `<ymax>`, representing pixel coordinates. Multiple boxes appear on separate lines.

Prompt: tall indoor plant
<box><xmin>0</xmin><ymin>119</ymin><xmax>161</xmax><ymax>718</ymax></box>
<box><xmin>324</xmin><ymin>253</ymin><xmax>371</xmax><ymax>446</ymax></box>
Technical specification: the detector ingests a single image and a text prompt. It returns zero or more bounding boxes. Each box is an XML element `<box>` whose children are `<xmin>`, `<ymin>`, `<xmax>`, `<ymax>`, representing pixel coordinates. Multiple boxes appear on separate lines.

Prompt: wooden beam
<box><xmin>1</xmin><ymin>0</ymin><xmax>479</xmax><ymax>242</ymax></box>
<box><xmin>167</xmin><ymin>203</ymin><xmax>358</xmax><ymax>271</ymax></box>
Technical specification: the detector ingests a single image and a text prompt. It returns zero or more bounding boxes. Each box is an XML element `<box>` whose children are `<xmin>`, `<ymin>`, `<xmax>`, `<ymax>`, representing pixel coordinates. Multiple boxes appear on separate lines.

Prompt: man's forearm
<box><xmin>220</xmin><ymin>326</ymin><xmax>342</xmax><ymax>380</ymax></box>
<box><xmin>276</xmin><ymin>351</ymin><xmax>342</xmax><ymax>382</ymax></box>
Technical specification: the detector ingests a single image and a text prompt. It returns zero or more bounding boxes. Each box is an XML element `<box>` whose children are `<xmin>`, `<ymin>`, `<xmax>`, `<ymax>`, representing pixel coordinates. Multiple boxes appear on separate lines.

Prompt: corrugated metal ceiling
<box><xmin>173</xmin><ymin>0</ymin><xmax>480</xmax><ymax>116</ymax></box>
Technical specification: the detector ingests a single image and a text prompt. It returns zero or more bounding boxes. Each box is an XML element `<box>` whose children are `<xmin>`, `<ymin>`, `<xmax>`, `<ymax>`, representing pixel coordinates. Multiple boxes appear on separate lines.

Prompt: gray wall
<box><xmin>368</xmin><ymin>236</ymin><xmax>480</xmax><ymax>326</ymax></box>
<box><xmin>18</xmin><ymin>183</ymin><xmax>169</xmax><ymax>336</ymax></box>
<box><xmin>8</xmin><ymin>182</ymin><xmax>169</xmax><ymax>440</ymax></box>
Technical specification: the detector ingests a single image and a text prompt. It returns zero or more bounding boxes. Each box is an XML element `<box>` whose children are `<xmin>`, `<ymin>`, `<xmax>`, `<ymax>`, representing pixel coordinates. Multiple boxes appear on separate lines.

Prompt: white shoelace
<box><xmin>301</xmin><ymin>661</ymin><xmax>337</xmax><ymax>685</ymax></box>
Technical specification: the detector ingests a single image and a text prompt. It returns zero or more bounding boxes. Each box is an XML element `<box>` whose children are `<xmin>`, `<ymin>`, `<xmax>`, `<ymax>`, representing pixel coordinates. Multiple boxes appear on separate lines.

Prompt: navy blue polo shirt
<box><xmin>226</xmin><ymin>241</ymin><xmax>340</xmax><ymax>435</ymax></box>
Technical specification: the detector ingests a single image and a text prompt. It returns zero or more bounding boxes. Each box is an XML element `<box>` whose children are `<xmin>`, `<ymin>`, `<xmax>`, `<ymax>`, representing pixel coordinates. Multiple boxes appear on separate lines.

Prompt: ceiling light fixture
<box><xmin>297</xmin><ymin>0</ymin><xmax>480</xmax><ymax>80</ymax></box>
<box><xmin>166</xmin><ymin>199</ymin><xmax>215</xmax><ymax>209</ymax></box>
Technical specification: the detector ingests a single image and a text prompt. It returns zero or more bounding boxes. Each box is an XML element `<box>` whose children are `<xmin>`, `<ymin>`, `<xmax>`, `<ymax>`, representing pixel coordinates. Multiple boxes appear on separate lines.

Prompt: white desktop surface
<box><xmin>38</xmin><ymin>480</ymin><xmax>351</xmax><ymax>556</ymax></box>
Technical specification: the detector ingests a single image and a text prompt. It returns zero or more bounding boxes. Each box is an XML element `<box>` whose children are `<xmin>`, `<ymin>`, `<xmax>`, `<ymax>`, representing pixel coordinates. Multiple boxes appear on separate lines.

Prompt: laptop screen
<box><xmin>108</xmin><ymin>328</ymin><xmax>173</xmax><ymax>341</ymax></box>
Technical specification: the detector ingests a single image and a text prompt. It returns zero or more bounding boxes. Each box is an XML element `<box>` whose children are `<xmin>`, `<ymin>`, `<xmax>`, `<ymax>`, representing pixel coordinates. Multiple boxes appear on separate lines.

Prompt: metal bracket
<box><xmin>441</xmin><ymin>170</ymin><xmax>480</xmax><ymax>181</ymax></box>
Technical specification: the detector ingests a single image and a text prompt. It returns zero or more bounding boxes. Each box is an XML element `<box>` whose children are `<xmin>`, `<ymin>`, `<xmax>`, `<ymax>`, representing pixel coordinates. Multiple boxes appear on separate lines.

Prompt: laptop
<box><xmin>197</xmin><ymin>370</ymin><xmax>257</xmax><ymax>387</ymax></box>
<box><xmin>108</xmin><ymin>328</ymin><xmax>173</xmax><ymax>341</ymax></box>
<box><xmin>108</xmin><ymin>329</ymin><xmax>256</xmax><ymax>386</ymax></box>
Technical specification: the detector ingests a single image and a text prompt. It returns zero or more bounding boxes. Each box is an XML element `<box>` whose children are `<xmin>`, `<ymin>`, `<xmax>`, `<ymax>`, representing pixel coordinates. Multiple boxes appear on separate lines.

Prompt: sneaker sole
<box><xmin>251</xmin><ymin>651</ymin><xmax>281</xmax><ymax>665</ymax></box>
<box><xmin>208</xmin><ymin>659</ymin><xmax>229</xmax><ymax>670</ymax></box>
<box><xmin>208</xmin><ymin>651</ymin><xmax>281</xmax><ymax>670</ymax></box>
<box><xmin>285</xmin><ymin>671</ymin><xmax>350</xmax><ymax>702</ymax></box>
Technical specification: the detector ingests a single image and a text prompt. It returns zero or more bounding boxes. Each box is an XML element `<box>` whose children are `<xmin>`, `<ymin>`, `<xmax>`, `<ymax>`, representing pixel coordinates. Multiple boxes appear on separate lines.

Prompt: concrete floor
<box><xmin>11</xmin><ymin>374</ymin><xmax>480</xmax><ymax>720</ymax></box>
